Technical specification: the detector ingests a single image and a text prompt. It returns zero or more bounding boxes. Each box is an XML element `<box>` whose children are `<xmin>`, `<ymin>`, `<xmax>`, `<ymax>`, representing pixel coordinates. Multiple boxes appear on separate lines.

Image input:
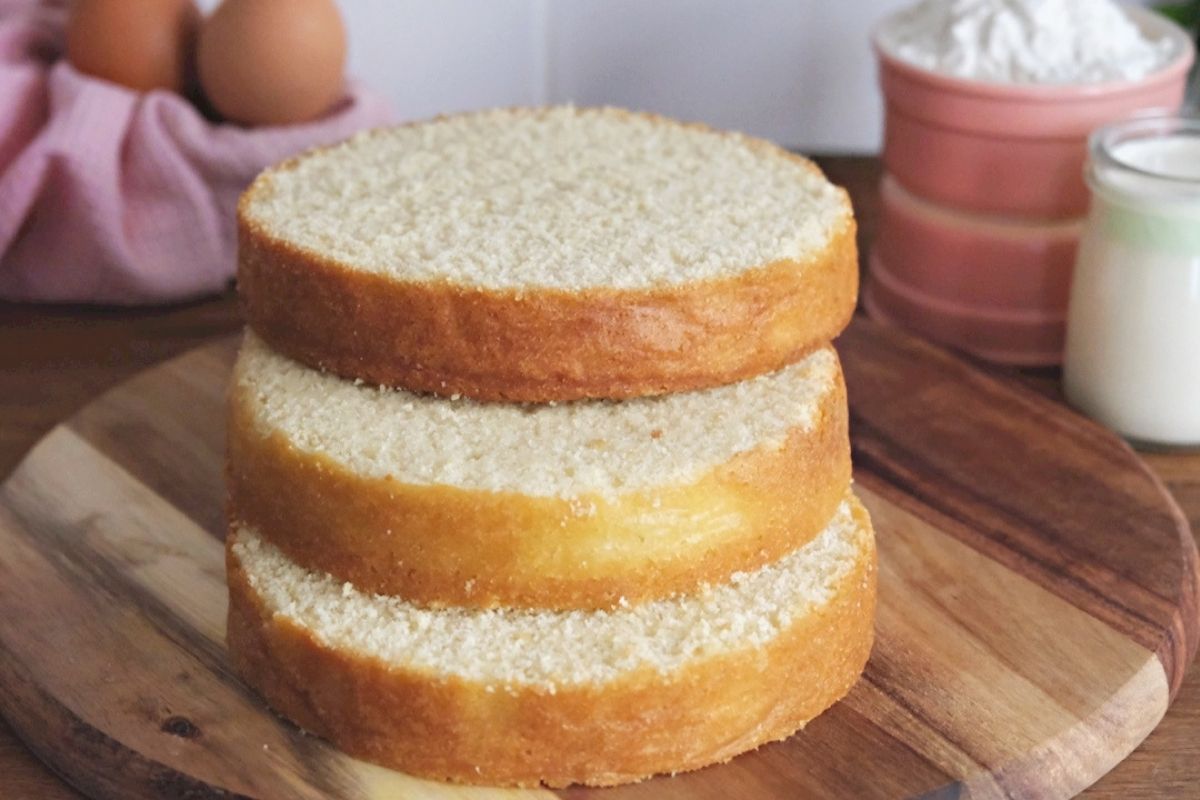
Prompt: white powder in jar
<box><xmin>879</xmin><ymin>0</ymin><xmax>1178</xmax><ymax>84</ymax></box>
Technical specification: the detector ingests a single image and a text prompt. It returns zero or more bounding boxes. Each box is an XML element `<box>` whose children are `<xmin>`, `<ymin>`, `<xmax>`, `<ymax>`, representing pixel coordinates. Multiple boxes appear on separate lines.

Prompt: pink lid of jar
<box><xmin>866</xmin><ymin>253</ymin><xmax>1066</xmax><ymax>366</ymax></box>
<box><xmin>876</xmin><ymin>175</ymin><xmax>1082</xmax><ymax>312</ymax></box>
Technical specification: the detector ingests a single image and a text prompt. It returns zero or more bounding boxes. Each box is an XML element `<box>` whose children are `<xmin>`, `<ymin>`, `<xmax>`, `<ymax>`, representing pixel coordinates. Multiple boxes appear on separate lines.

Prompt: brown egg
<box><xmin>66</xmin><ymin>0</ymin><xmax>200</xmax><ymax>93</ymax></box>
<box><xmin>197</xmin><ymin>0</ymin><xmax>347</xmax><ymax>126</ymax></box>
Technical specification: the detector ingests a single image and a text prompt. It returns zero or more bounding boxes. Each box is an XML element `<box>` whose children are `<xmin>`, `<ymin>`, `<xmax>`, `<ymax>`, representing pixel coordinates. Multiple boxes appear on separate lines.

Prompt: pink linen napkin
<box><xmin>0</xmin><ymin>0</ymin><xmax>394</xmax><ymax>305</ymax></box>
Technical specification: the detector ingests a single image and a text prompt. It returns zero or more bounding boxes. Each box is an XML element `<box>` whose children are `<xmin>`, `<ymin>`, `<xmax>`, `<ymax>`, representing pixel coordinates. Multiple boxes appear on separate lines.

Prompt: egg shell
<box><xmin>197</xmin><ymin>0</ymin><xmax>348</xmax><ymax>126</ymax></box>
<box><xmin>66</xmin><ymin>0</ymin><xmax>201</xmax><ymax>94</ymax></box>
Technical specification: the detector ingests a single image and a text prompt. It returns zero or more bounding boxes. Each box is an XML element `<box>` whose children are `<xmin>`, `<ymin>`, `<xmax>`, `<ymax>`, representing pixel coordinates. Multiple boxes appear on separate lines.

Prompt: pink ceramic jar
<box><xmin>866</xmin><ymin>5</ymin><xmax>1195</xmax><ymax>365</ymax></box>
<box><xmin>875</xmin><ymin>7</ymin><xmax>1194</xmax><ymax>220</ymax></box>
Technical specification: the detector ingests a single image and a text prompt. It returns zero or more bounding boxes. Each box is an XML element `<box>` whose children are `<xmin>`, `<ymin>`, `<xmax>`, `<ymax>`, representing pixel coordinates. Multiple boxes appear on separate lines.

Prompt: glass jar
<box><xmin>1063</xmin><ymin>113</ymin><xmax>1200</xmax><ymax>448</ymax></box>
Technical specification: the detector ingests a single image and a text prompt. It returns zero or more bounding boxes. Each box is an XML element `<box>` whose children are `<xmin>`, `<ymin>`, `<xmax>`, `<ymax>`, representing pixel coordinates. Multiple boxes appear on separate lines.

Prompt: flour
<box><xmin>879</xmin><ymin>0</ymin><xmax>1178</xmax><ymax>84</ymax></box>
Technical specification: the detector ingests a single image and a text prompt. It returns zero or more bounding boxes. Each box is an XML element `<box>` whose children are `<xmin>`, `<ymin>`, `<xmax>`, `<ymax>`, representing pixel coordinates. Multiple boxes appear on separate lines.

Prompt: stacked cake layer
<box><xmin>228</xmin><ymin>333</ymin><xmax>851</xmax><ymax>609</ymax></box>
<box><xmin>237</xmin><ymin>107</ymin><xmax>859</xmax><ymax>402</ymax></box>
<box><xmin>227</xmin><ymin>106</ymin><xmax>874</xmax><ymax>787</ymax></box>
<box><xmin>226</xmin><ymin>499</ymin><xmax>874</xmax><ymax>788</ymax></box>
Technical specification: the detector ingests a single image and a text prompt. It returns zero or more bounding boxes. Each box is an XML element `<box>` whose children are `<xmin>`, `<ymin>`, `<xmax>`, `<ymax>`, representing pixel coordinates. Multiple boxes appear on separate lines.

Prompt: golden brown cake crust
<box><xmin>225</xmin><ymin>499</ymin><xmax>876</xmax><ymax>788</ymax></box>
<box><xmin>236</xmin><ymin>152</ymin><xmax>858</xmax><ymax>404</ymax></box>
<box><xmin>226</xmin><ymin>363</ymin><xmax>851</xmax><ymax>610</ymax></box>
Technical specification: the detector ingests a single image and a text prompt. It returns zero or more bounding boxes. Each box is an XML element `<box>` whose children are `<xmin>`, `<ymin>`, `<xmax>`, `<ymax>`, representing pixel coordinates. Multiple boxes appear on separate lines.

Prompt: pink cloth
<box><xmin>0</xmin><ymin>0</ymin><xmax>393</xmax><ymax>305</ymax></box>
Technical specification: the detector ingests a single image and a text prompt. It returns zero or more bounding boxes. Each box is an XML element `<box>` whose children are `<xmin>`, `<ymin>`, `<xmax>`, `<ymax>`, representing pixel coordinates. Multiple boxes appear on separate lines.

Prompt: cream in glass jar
<box><xmin>1064</xmin><ymin>114</ymin><xmax>1200</xmax><ymax>447</ymax></box>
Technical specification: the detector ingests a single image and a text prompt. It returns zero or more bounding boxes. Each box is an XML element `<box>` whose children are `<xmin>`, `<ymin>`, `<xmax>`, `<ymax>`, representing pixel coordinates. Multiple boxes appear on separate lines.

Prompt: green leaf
<box><xmin>1154</xmin><ymin>1</ymin><xmax>1200</xmax><ymax>28</ymax></box>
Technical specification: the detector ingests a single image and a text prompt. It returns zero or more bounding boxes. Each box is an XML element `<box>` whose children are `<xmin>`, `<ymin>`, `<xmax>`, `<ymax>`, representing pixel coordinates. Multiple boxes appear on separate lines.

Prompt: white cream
<box><xmin>1109</xmin><ymin>137</ymin><xmax>1200</xmax><ymax>181</ymax></box>
<box><xmin>1064</xmin><ymin>128</ymin><xmax>1200</xmax><ymax>447</ymax></box>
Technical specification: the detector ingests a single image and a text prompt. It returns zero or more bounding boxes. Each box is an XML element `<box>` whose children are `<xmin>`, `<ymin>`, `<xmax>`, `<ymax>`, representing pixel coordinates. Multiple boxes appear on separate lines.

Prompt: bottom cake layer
<box><xmin>225</xmin><ymin>494</ymin><xmax>877</xmax><ymax>788</ymax></box>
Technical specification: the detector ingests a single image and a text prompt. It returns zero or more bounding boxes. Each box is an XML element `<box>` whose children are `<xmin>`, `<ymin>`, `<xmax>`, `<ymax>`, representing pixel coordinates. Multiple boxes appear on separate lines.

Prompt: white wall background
<box><xmin>338</xmin><ymin>1</ymin><xmax>915</xmax><ymax>153</ymax></box>
<box><xmin>193</xmin><ymin>1</ymin><xmax>1169</xmax><ymax>152</ymax></box>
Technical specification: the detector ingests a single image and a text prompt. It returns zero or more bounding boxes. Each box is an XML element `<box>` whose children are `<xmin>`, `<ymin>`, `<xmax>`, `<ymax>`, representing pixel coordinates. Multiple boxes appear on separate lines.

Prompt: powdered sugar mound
<box><xmin>880</xmin><ymin>0</ymin><xmax>1178</xmax><ymax>84</ymax></box>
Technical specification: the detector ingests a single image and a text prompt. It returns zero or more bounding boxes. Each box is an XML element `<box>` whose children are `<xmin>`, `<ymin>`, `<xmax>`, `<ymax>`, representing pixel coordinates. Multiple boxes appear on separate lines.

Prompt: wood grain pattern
<box><xmin>0</xmin><ymin>317</ymin><xmax>1195</xmax><ymax>800</ymax></box>
<box><xmin>839</xmin><ymin>323</ymin><xmax>1199</xmax><ymax>699</ymax></box>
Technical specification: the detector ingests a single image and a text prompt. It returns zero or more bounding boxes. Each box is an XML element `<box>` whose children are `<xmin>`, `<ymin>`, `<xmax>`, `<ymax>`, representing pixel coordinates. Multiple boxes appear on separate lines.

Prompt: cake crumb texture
<box><xmin>242</xmin><ymin>106</ymin><xmax>849</xmax><ymax>291</ymax></box>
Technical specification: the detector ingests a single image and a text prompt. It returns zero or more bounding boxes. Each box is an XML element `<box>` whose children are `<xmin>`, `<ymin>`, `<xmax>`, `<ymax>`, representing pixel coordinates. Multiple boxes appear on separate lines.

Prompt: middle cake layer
<box><xmin>228</xmin><ymin>332</ymin><xmax>850</xmax><ymax>610</ymax></box>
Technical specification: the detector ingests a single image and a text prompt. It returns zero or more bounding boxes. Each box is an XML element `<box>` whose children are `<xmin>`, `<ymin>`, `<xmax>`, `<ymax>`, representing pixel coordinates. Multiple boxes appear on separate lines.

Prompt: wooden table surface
<box><xmin>0</xmin><ymin>157</ymin><xmax>1195</xmax><ymax>800</ymax></box>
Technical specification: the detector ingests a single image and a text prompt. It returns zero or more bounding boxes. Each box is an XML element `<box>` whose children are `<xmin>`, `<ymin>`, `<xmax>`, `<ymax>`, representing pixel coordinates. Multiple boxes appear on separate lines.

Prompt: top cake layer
<box><xmin>237</xmin><ymin>106</ymin><xmax>858</xmax><ymax>402</ymax></box>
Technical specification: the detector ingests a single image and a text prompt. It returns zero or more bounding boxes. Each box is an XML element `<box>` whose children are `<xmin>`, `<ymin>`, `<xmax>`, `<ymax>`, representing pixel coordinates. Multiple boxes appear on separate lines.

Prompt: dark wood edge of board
<box><xmin>841</xmin><ymin>319</ymin><xmax>1200</xmax><ymax>703</ymax></box>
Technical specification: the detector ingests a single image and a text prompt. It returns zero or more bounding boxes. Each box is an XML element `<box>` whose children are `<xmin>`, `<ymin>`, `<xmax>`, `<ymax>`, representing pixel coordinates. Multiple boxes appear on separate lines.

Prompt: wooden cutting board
<box><xmin>0</xmin><ymin>317</ymin><xmax>1195</xmax><ymax>800</ymax></box>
